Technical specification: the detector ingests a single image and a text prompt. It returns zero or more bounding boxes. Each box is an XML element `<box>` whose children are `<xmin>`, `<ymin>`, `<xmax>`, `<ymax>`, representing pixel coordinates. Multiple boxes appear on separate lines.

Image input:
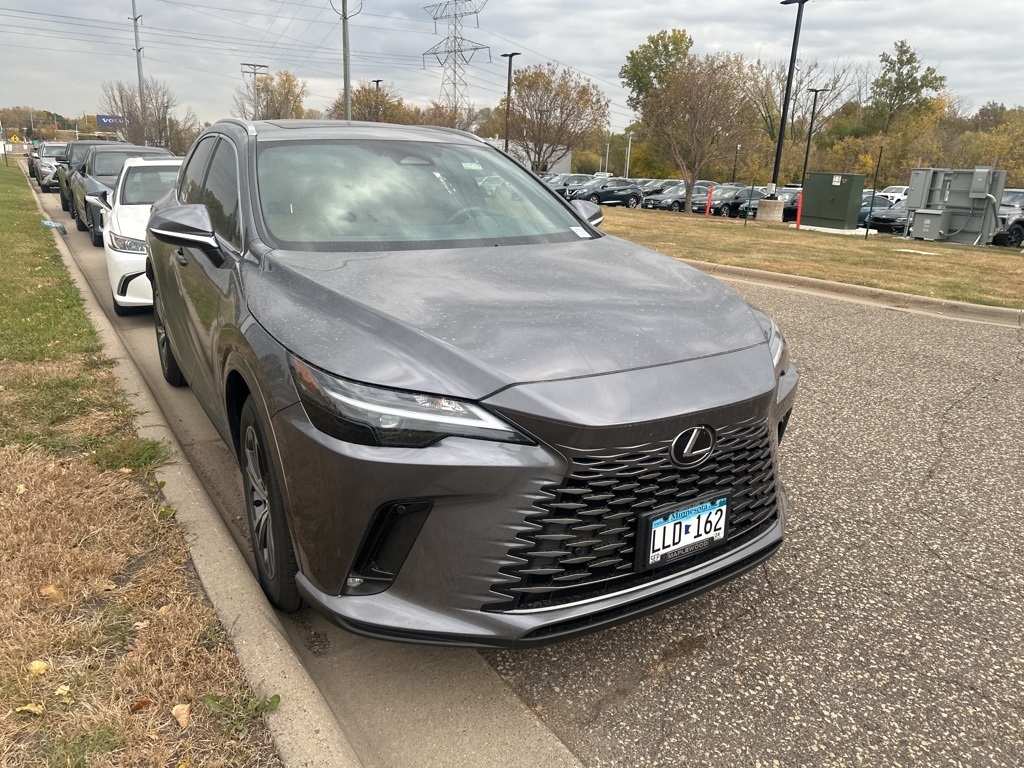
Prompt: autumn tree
<box><xmin>640</xmin><ymin>52</ymin><xmax>750</xmax><ymax>212</ymax></box>
<box><xmin>328</xmin><ymin>80</ymin><xmax>412</xmax><ymax>123</ymax></box>
<box><xmin>868</xmin><ymin>40</ymin><xmax>946</xmax><ymax>131</ymax></box>
<box><xmin>505</xmin><ymin>63</ymin><xmax>609</xmax><ymax>172</ymax></box>
<box><xmin>232</xmin><ymin>70</ymin><xmax>308</xmax><ymax>120</ymax></box>
<box><xmin>100</xmin><ymin>78</ymin><xmax>200</xmax><ymax>150</ymax></box>
<box><xmin>619</xmin><ymin>29</ymin><xmax>693</xmax><ymax>111</ymax></box>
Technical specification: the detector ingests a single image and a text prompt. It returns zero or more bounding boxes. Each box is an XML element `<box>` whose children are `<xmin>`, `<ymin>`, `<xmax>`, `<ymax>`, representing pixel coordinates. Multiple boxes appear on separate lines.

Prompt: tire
<box><xmin>1006</xmin><ymin>224</ymin><xmax>1024</xmax><ymax>249</ymax></box>
<box><xmin>72</xmin><ymin>198</ymin><xmax>87</xmax><ymax>231</ymax></box>
<box><xmin>626</xmin><ymin>195</ymin><xmax>640</xmax><ymax>209</ymax></box>
<box><xmin>88</xmin><ymin>209</ymin><xmax>103</xmax><ymax>247</ymax></box>
<box><xmin>669</xmin><ymin>201</ymin><xmax>680</xmax><ymax>212</ymax></box>
<box><xmin>60</xmin><ymin>187</ymin><xmax>70</xmax><ymax>211</ymax></box>
<box><xmin>588</xmin><ymin>194</ymin><xmax>601</xmax><ymax>204</ymax></box>
<box><xmin>153</xmin><ymin>286</ymin><xmax>187</xmax><ymax>387</ymax></box>
<box><xmin>240</xmin><ymin>396</ymin><xmax>301</xmax><ymax>612</ymax></box>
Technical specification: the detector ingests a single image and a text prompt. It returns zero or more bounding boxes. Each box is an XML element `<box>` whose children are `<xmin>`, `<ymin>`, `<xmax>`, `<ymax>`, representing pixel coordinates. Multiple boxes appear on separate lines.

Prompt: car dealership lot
<box><xmin>39</xmin><ymin>184</ymin><xmax>1024</xmax><ymax>766</ymax></box>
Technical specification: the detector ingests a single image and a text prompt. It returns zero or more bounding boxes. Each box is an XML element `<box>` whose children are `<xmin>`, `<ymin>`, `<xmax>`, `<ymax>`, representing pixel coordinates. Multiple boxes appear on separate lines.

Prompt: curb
<box><xmin>682</xmin><ymin>259</ymin><xmax>1024</xmax><ymax>329</ymax></box>
<box><xmin>28</xmin><ymin>165</ymin><xmax>363</xmax><ymax>768</ymax></box>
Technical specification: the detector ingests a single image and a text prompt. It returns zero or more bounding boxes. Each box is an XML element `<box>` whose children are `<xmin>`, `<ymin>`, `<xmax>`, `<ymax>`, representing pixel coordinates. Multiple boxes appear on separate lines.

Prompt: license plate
<box><xmin>640</xmin><ymin>496</ymin><xmax>728</xmax><ymax>569</ymax></box>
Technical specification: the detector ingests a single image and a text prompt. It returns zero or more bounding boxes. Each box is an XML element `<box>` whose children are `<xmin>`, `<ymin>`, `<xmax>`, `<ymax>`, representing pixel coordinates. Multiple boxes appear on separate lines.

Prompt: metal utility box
<box><xmin>905</xmin><ymin>166</ymin><xmax>1006</xmax><ymax>244</ymax></box>
<box><xmin>801</xmin><ymin>173</ymin><xmax>865</xmax><ymax>230</ymax></box>
<box><xmin>912</xmin><ymin>209</ymin><xmax>951</xmax><ymax>241</ymax></box>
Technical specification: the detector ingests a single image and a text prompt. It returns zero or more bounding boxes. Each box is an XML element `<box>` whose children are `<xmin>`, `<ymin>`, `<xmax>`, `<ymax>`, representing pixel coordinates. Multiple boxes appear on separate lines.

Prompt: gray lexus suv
<box><xmin>146</xmin><ymin>119</ymin><xmax>799</xmax><ymax>647</ymax></box>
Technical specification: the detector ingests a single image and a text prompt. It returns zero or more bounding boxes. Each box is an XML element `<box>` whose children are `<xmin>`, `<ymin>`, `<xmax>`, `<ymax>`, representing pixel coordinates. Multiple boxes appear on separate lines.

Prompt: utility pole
<box><xmin>241</xmin><ymin>63</ymin><xmax>269</xmax><ymax>119</ymax></box>
<box><xmin>372</xmin><ymin>79</ymin><xmax>383</xmax><ymax>90</ymax></box>
<box><xmin>500</xmin><ymin>52</ymin><xmax>520</xmax><ymax>152</ymax></box>
<box><xmin>330</xmin><ymin>0</ymin><xmax>362</xmax><ymax>120</ymax></box>
<box><xmin>624</xmin><ymin>132</ymin><xmax>634</xmax><ymax>178</ymax></box>
<box><xmin>131</xmin><ymin>0</ymin><xmax>147</xmax><ymax>144</ymax></box>
<box><xmin>423</xmin><ymin>1</ymin><xmax>489</xmax><ymax>119</ymax></box>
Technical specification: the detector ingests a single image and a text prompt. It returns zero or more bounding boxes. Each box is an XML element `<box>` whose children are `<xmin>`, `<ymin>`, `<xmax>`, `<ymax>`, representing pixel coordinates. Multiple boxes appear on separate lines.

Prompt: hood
<box><xmin>108</xmin><ymin>204</ymin><xmax>152</xmax><ymax>240</ymax></box>
<box><xmin>246</xmin><ymin>236</ymin><xmax>765</xmax><ymax>399</ymax></box>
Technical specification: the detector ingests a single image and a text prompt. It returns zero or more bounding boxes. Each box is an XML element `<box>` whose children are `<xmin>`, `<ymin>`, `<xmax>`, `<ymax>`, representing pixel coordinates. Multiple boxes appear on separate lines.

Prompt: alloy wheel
<box><xmin>244</xmin><ymin>425</ymin><xmax>276</xmax><ymax>580</ymax></box>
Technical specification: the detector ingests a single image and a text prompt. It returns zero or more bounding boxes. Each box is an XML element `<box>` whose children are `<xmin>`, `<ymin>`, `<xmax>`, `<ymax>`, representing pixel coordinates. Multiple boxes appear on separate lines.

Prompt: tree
<box><xmin>869</xmin><ymin>40</ymin><xmax>946</xmax><ymax>131</ymax></box>
<box><xmin>100</xmin><ymin>78</ymin><xmax>200</xmax><ymax>149</ymax></box>
<box><xmin>506</xmin><ymin>63</ymin><xmax>609</xmax><ymax>172</ymax></box>
<box><xmin>640</xmin><ymin>52</ymin><xmax>750</xmax><ymax>212</ymax></box>
<box><xmin>619</xmin><ymin>29</ymin><xmax>693</xmax><ymax>111</ymax></box>
<box><xmin>327</xmin><ymin>80</ymin><xmax>412</xmax><ymax>123</ymax></box>
<box><xmin>232</xmin><ymin>70</ymin><xmax>308</xmax><ymax>120</ymax></box>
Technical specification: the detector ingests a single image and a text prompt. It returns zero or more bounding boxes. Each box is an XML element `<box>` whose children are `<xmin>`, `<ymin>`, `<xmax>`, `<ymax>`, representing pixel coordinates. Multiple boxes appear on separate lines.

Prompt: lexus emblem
<box><xmin>670</xmin><ymin>426</ymin><xmax>717</xmax><ymax>468</ymax></box>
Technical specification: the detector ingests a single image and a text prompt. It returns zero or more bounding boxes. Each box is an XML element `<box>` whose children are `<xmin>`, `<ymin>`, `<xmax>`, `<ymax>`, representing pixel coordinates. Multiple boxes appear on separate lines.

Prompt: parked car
<box><xmin>88</xmin><ymin>156</ymin><xmax>184</xmax><ymax>315</ymax></box>
<box><xmin>642</xmin><ymin>184</ymin><xmax>692</xmax><ymax>212</ymax></box>
<box><xmin>34</xmin><ymin>141</ymin><xmax>67</xmax><ymax>192</ymax></box>
<box><xmin>145</xmin><ymin>119</ymin><xmax>798</xmax><ymax>647</ymax></box>
<box><xmin>993</xmin><ymin>188</ymin><xmax>1024</xmax><ymax>247</ymax></box>
<box><xmin>740</xmin><ymin>188</ymin><xmax>801</xmax><ymax>221</ymax></box>
<box><xmin>640</xmin><ymin>179</ymin><xmax>683</xmax><ymax>195</ymax></box>
<box><xmin>706</xmin><ymin>187</ymin><xmax>767</xmax><ymax>218</ymax></box>
<box><xmin>878</xmin><ymin>185</ymin><xmax>909</xmax><ymax>204</ymax></box>
<box><xmin>858</xmin><ymin>195</ymin><xmax>893</xmax><ymax>227</ymax></box>
<box><xmin>546</xmin><ymin>173</ymin><xmax>593</xmax><ymax>199</ymax></box>
<box><xmin>568</xmin><ymin>177</ymin><xmax>644</xmax><ymax>207</ymax></box>
<box><xmin>58</xmin><ymin>140</ymin><xmax>117</xmax><ymax>212</ymax></box>
<box><xmin>26</xmin><ymin>146</ymin><xmax>38</xmax><ymax>176</ymax></box>
<box><xmin>867</xmin><ymin>199</ymin><xmax>913</xmax><ymax>234</ymax></box>
<box><xmin>71</xmin><ymin>144</ymin><xmax>174</xmax><ymax>246</ymax></box>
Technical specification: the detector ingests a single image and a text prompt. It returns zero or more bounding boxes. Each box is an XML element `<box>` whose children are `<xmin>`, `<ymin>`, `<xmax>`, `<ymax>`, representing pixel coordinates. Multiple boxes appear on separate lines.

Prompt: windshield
<box><xmin>121</xmin><ymin>167</ymin><xmax>180</xmax><ymax>205</ymax></box>
<box><xmin>41</xmin><ymin>144</ymin><xmax>65</xmax><ymax>158</ymax></box>
<box><xmin>256</xmin><ymin>139</ymin><xmax>591</xmax><ymax>251</ymax></box>
<box><xmin>1001</xmin><ymin>190</ymin><xmax>1024</xmax><ymax>207</ymax></box>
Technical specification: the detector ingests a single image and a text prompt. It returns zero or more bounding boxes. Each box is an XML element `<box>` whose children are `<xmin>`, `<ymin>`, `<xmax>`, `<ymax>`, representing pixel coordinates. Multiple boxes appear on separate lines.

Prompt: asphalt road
<box><xmin>39</xmin><ymin>183</ymin><xmax>1024</xmax><ymax>767</ymax></box>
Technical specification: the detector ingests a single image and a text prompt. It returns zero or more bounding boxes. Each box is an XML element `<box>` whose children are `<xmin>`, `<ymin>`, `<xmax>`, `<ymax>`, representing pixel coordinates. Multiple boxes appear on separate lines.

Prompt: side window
<box><xmin>180</xmin><ymin>137</ymin><xmax>218</xmax><ymax>205</ymax></box>
<box><xmin>201</xmin><ymin>140</ymin><xmax>242</xmax><ymax>252</ymax></box>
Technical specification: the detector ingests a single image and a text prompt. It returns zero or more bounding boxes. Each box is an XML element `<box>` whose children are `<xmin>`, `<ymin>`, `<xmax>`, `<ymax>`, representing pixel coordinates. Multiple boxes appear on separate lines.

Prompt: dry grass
<box><xmin>0</xmin><ymin>162</ymin><xmax>282</xmax><ymax>765</ymax></box>
<box><xmin>602</xmin><ymin>207</ymin><xmax>1024</xmax><ymax>309</ymax></box>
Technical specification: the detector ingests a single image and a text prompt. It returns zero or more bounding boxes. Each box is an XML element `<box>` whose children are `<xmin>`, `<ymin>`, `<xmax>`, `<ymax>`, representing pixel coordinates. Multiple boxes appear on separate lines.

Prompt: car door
<box><xmin>160</xmin><ymin>136</ymin><xmax>219</xmax><ymax>388</ymax></box>
<box><xmin>175</xmin><ymin>137</ymin><xmax>245</xmax><ymax>413</ymax></box>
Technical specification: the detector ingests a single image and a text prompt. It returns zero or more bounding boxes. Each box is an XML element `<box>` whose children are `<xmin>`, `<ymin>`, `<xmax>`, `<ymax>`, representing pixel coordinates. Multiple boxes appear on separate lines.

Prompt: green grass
<box><xmin>603</xmin><ymin>207</ymin><xmax>1024</xmax><ymax>309</ymax></box>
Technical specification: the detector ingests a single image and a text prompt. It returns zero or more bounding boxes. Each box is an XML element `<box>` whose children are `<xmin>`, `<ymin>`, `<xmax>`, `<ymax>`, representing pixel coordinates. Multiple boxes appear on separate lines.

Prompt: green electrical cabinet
<box><xmin>801</xmin><ymin>172</ymin><xmax>865</xmax><ymax>230</ymax></box>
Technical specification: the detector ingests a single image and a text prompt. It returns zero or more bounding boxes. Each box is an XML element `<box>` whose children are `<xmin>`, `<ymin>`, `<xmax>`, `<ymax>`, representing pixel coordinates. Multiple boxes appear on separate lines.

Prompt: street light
<box><xmin>624</xmin><ymin>131</ymin><xmax>634</xmax><ymax>178</ymax></box>
<box><xmin>801</xmin><ymin>87</ymin><xmax>831</xmax><ymax>184</ymax></box>
<box><xmin>769</xmin><ymin>0</ymin><xmax>810</xmax><ymax>197</ymax></box>
<box><xmin>732</xmin><ymin>143</ymin><xmax>741</xmax><ymax>183</ymax></box>
<box><xmin>500</xmin><ymin>52</ymin><xmax>521</xmax><ymax>153</ymax></box>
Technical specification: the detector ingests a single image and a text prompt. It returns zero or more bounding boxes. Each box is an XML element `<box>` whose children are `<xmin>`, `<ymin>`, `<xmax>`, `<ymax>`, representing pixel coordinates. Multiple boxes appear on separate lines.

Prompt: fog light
<box><xmin>346</xmin><ymin>577</ymin><xmax>364</xmax><ymax>589</ymax></box>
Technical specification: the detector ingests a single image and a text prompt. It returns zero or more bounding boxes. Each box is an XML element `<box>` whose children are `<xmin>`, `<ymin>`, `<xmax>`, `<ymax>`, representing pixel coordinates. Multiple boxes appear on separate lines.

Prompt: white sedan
<box><xmin>94</xmin><ymin>156</ymin><xmax>183</xmax><ymax>316</ymax></box>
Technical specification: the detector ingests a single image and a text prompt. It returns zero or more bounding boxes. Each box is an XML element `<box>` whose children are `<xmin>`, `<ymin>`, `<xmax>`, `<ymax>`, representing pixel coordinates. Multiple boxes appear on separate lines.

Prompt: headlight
<box><xmin>39</xmin><ymin>160</ymin><xmax>56</xmax><ymax>171</ymax></box>
<box><xmin>290</xmin><ymin>356</ymin><xmax>534</xmax><ymax>448</ymax></box>
<box><xmin>107</xmin><ymin>233</ymin><xmax>147</xmax><ymax>253</ymax></box>
<box><xmin>753</xmin><ymin>310</ymin><xmax>790</xmax><ymax>375</ymax></box>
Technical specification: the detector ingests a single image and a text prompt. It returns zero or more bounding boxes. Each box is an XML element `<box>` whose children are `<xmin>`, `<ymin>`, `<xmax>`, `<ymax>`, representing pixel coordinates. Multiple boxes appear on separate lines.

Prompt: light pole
<box><xmin>624</xmin><ymin>131</ymin><xmax>634</xmax><ymax>178</ymax></box>
<box><xmin>500</xmin><ymin>52</ymin><xmax>521</xmax><ymax>152</ymax></box>
<box><xmin>732</xmin><ymin>143</ymin><xmax>741</xmax><ymax>183</ymax></box>
<box><xmin>770</xmin><ymin>0</ymin><xmax>810</xmax><ymax>197</ymax></box>
<box><xmin>801</xmin><ymin>86</ymin><xmax>831</xmax><ymax>184</ymax></box>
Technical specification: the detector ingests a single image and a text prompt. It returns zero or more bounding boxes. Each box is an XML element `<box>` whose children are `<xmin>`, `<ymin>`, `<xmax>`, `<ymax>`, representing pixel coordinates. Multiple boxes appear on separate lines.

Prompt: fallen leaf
<box><xmin>54</xmin><ymin>685</ymin><xmax>74</xmax><ymax>704</ymax></box>
<box><xmin>16</xmin><ymin>703</ymin><xmax>45</xmax><ymax>715</ymax></box>
<box><xmin>172</xmin><ymin>703</ymin><xmax>191</xmax><ymax>729</ymax></box>
<box><xmin>130</xmin><ymin>697</ymin><xmax>152</xmax><ymax>713</ymax></box>
<box><xmin>117</xmin><ymin>467</ymin><xmax>132</xmax><ymax>474</ymax></box>
<box><xmin>133</xmin><ymin>620</ymin><xmax>150</xmax><ymax>630</ymax></box>
<box><xmin>39</xmin><ymin>585</ymin><xmax>64</xmax><ymax>602</ymax></box>
<box><xmin>177</xmin><ymin>760</ymin><xmax>191</xmax><ymax>768</ymax></box>
<box><xmin>102</xmin><ymin>582</ymin><xmax>117</xmax><ymax>592</ymax></box>
<box><xmin>157</xmin><ymin>604</ymin><xmax>173</xmax><ymax>615</ymax></box>
<box><xmin>26</xmin><ymin>660</ymin><xmax>50</xmax><ymax>676</ymax></box>
<box><xmin>16</xmin><ymin>483</ymin><xmax>28</xmax><ymax>495</ymax></box>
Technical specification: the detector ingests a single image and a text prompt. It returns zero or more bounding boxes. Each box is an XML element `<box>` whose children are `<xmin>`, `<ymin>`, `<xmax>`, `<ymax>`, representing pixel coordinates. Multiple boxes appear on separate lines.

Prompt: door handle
<box><xmin>174</xmin><ymin>248</ymin><xmax>189</xmax><ymax>267</ymax></box>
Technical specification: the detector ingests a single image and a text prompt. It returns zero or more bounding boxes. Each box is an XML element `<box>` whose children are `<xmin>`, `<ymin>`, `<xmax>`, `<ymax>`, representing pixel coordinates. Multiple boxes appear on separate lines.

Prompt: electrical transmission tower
<box><xmin>423</xmin><ymin>1</ymin><xmax>490</xmax><ymax>117</ymax></box>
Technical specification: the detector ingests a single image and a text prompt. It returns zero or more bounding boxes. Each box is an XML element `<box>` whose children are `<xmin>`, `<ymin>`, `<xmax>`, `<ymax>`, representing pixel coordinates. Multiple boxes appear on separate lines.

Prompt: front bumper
<box><xmin>275</xmin><ymin>348</ymin><xmax>799</xmax><ymax>648</ymax></box>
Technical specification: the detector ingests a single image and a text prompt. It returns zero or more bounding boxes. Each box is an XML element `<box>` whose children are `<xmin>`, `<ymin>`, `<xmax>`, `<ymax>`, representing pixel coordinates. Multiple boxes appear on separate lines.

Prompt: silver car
<box><xmin>146</xmin><ymin>119</ymin><xmax>799</xmax><ymax>647</ymax></box>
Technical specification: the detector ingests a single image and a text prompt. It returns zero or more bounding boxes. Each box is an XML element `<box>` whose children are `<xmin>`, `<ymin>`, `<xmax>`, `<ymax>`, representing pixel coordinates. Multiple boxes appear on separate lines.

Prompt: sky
<box><xmin>1</xmin><ymin>0</ymin><xmax>1021</xmax><ymax>134</ymax></box>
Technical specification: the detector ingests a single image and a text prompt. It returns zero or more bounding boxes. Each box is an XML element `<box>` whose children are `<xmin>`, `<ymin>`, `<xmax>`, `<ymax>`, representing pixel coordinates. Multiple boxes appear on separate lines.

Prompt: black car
<box><xmin>569</xmin><ymin>177</ymin><xmax>644</xmax><ymax>207</ymax></box>
<box><xmin>641</xmin><ymin>179</ymin><xmax>683</xmax><ymax>196</ymax></box>
<box><xmin>56</xmin><ymin>140</ymin><xmax>123</xmax><ymax>213</ymax></box>
<box><xmin>145</xmin><ymin>119</ymin><xmax>798</xmax><ymax>647</ymax></box>
<box><xmin>546</xmin><ymin>173</ymin><xmax>593</xmax><ymax>199</ymax></box>
<box><xmin>707</xmin><ymin>187</ymin><xmax>766</xmax><ymax>218</ymax></box>
<box><xmin>858</xmin><ymin>195</ymin><xmax>893</xmax><ymax>227</ymax></box>
<box><xmin>643</xmin><ymin>184</ymin><xmax>709</xmax><ymax>212</ymax></box>
<box><xmin>867</xmin><ymin>200</ymin><xmax>913</xmax><ymax>234</ymax></box>
<box><xmin>740</xmin><ymin>189</ymin><xmax>801</xmax><ymax>221</ymax></box>
<box><xmin>70</xmin><ymin>145</ymin><xmax>174</xmax><ymax>246</ymax></box>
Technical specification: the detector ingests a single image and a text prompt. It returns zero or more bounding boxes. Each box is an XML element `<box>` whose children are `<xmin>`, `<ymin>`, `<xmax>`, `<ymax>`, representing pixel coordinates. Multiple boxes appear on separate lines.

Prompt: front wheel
<box><xmin>626</xmin><ymin>195</ymin><xmax>640</xmax><ymax>208</ymax></box>
<box><xmin>153</xmin><ymin>286</ymin><xmax>186</xmax><ymax>387</ymax></box>
<box><xmin>1006</xmin><ymin>224</ymin><xmax>1024</xmax><ymax>249</ymax></box>
<box><xmin>240</xmin><ymin>396</ymin><xmax>301</xmax><ymax>612</ymax></box>
<box><xmin>60</xmin><ymin>188</ymin><xmax>69</xmax><ymax>211</ymax></box>
<box><xmin>587</xmin><ymin>194</ymin><xmax>601</xmax><ymax>204</ymax></box>
<box><xmin>88</xmin><ymin>209</ymin><xmax>103</xmax><ymax>247</ymax></box>
<box><xmin>669</xmin><ymin>201</ymin><xmax>680</xmax><ymax>212</ymax></box>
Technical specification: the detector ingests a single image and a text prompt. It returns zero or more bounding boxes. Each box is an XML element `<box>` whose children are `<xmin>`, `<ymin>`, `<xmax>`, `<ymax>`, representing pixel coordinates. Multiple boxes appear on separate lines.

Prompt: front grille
<box><xmin>491</xmin><ymin>420</ymin><xmax>778</xmax><ymax>610</ymax></box>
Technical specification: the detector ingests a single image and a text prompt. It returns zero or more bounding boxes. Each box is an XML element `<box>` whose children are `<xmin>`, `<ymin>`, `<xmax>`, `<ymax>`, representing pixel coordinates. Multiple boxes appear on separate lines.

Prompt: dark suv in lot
<box><xmin>567</xmin><ymin>177</ymin><xmax>644</xmax><ymax>207</ymax></box>
<box><xmin>146</xmin><ymin>119</ymin><xmax>798</xmax><ymax>647</ymax></box>
<box><xmin>56</xmin><ymin>140</ymin><xmax>123</xmax><ymax>213</ymax></box>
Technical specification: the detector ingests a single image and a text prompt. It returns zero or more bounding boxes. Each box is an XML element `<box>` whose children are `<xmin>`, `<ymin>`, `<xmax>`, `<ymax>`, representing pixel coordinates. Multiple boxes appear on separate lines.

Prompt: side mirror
<box><xmin>56</xmin><ymin>155</ymin><xmax>67</xmax><ymax>163</ymax></box>
<box><xmin>570</xmin><ymin>199</ymin><xmax>603</xmax><ymax>228</ymax></box>
<box><xmin>85</xmin><ymin>191</ymin><xmax>110</xmax><ymax>211</ymax></box>
<box><xmin>148</xmin><ymin>204</ymin><xmax>219</xmax><ymax>252</ymax></box>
